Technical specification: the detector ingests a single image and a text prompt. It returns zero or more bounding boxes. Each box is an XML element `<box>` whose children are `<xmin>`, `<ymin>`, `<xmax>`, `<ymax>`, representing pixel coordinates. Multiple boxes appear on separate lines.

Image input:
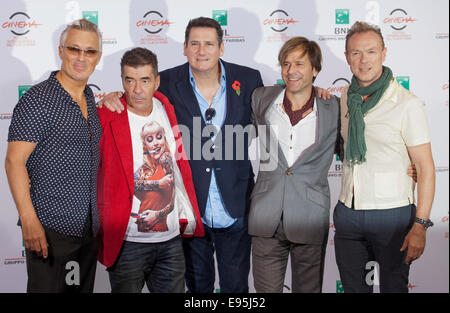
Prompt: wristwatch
<box><xmin>414</xmin><ymin>217</ymin><xmax>434</xmax><ymax>229</ymax></box>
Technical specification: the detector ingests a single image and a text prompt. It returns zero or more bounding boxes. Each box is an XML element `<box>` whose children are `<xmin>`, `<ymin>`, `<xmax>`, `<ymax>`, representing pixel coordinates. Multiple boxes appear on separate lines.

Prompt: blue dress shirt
<box><xmin>189</xmin><ymin>61</ymin><xmax>237</xmax><ymax>228</ymax></box>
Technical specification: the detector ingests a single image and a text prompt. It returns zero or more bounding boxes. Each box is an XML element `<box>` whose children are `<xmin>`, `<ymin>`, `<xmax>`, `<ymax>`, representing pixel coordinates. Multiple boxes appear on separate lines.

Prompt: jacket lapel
<box><xmin>258</xmin><ymin>85</ymin><xmax>284</xmax><ymax>125</ymax></box>
<box><xmin>175</xmin><ymin>63</ymin><xmax>204</xmax><ymax>124</ymax></box>
<box><xmin>258</xmin><ymin>85</ymin><xmax>290</xmax><ymax>171</ymax></box>
<box><xmin>222</xmin><ymin>61</ymin><xmax>236</xmax><ymax>128</ymax></box>
<box><xmin>291</xmin><ymin>96</ymin><xmax>328</xmax><ymax>168</ymax></box>
<box><xmin>110</xmin><ymin>99</ymin><xmax>134</xmax><ymax>196</ymax></box>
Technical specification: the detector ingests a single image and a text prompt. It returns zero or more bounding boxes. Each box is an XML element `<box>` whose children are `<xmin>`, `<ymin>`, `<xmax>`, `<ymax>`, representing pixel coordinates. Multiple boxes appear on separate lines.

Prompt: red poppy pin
<box><xmin>232</xmin><ymin>80</ymin><xmax>241</xmax><ymax>96</ymax></box>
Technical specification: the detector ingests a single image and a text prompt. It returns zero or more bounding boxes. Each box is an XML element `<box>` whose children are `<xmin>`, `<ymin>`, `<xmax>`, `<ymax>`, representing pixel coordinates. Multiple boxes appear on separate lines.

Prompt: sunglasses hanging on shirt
<box><xmin>205</xmin><ymin>107</ymin><xmax>216</xmax><ymax>122</ymax></box>
<box><xmin>204</xmin><ymin>84</ymin><xmax>223</xmax><ymax>123</ymax></box>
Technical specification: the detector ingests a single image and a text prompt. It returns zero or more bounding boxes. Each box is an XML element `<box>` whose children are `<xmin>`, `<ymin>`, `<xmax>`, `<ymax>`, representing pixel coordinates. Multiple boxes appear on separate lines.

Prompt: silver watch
<box><xmin>414</xmin><ymin>217</ymin><xmax>434</xmax><ymax>229</ymax></box>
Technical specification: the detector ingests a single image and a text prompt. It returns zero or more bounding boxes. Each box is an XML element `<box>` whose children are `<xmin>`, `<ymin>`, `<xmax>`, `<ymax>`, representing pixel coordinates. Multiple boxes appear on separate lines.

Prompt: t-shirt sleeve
<box><xmin>401</xmin><ymin>99</ymin><xmax>431</xmax><ymax>147</ymax></box>
<box><xmin>7</xmin><ymin>92</ymin><xmax>49</xmax><ymax>143</ymax></box>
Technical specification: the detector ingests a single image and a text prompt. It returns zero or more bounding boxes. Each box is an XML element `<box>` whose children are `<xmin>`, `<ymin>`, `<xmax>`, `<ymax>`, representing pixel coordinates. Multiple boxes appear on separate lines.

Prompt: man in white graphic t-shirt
<box><xmin>97</xmin><ymin>47</ymin><xmax>204</xmax><ymax>293</ymax></box>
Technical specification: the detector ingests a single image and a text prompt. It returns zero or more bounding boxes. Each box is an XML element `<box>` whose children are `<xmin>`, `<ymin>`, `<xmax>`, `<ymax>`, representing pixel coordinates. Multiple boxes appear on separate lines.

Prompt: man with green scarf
<box><xmin>333</xmin><ymin>21</ymin><xmax>435</xmax><ymax>293</ymax></box>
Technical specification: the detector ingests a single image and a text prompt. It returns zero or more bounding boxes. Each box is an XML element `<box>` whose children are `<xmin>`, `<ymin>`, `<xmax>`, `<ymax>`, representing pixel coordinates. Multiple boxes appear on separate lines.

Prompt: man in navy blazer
<box><xmin>100</xmin><ymin>17</ymin><xmax>263</xmax><ymax>293</ymax></box>
<box><xmin>157</xmin><ymin>17</ymin><xmax>263</xmax><ymax>293</ymax></box>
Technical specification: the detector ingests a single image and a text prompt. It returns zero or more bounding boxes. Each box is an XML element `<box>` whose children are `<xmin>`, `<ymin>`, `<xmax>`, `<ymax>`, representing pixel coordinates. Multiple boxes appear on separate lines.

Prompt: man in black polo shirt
<box><xmin>5</xmin><ymin>19</ymin><xmax>102</xmax><ymax>293</ymax></box>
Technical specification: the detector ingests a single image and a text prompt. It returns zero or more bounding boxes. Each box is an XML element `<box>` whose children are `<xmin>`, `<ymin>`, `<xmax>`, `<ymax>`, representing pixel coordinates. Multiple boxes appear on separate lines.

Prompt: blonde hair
<box><xmin>141</xmin><ymin>121</ymin><xmax>170</xmax><ymax>173</ymax></box>
<box><xmin>345</xmin><ymin>21</ymin><xmax>385</xmax><ymax>52</ymax></box>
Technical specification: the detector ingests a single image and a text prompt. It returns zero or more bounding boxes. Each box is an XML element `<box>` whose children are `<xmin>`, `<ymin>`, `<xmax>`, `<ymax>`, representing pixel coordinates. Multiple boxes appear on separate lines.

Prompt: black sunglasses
<box><xmin>205</xmin><ymin>108</ymin><xmax>216</xmax><ymax>122</ymax></box>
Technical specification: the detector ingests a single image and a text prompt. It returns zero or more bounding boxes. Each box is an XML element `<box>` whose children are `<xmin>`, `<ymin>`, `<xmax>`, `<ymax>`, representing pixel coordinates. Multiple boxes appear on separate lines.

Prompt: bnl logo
<box><xmin>212</xmin><ymin>10</ymin><xmax>227</xmax><ymax>26</ymax></box>
<box><xmin>18</xmin><ymin>85</ymin><xmax>32</xmax><ymax>100</ymax></box>
<box><xmin>396</xmin><ymin>76</ymin><xmax>410</xmax><ymax>90</ymax></box>
<box><xmin>82</xmin><ymin>11</ymin><xmax>98</xmax><ymax>25</ymax></box>
<box><xmin>336</xmin><ymin>9</ymin><xmax>349</xmax><ymax>24</ymax></box>
<box><xmin>336</xmin><ymin>280</ymin><xmax>344</xmax><ymax>293</ymax></box>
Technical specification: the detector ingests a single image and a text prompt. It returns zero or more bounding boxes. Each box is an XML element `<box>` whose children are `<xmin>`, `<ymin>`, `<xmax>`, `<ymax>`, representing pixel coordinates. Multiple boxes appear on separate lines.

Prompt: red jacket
<box><xmin>97</xmin><ymin>91</ymin><xmax>204</xmax><ymax>268</ymax></box>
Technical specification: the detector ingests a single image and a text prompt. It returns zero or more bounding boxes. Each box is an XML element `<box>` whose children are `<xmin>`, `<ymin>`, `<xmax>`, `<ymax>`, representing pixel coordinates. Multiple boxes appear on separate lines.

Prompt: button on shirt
<box><xmin>266</xmin><ymin>89</ymin><xmax>317</xmax><ymax>167</ymax></box>
<box><xmin>339</xmin><ymin>79</ymin><xmax>431</xmax><ymax>210</ymax></box>
<box><xmin>8</xmin><ymin>71</ymin><xmax>102</xmax><ymax>237</ymax></box>
<box><xmin>189</xmin><ymin>61</ymin><xmax>236</xmax><ymax>228</ymax></box>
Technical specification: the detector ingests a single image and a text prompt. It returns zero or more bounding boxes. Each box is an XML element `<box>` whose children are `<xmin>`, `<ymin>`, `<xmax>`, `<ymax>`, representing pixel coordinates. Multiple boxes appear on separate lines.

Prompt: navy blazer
<box><xmin>159</xmin><ymin>60</ymin><xmax>263</xmax><ymax>218</ymax></box>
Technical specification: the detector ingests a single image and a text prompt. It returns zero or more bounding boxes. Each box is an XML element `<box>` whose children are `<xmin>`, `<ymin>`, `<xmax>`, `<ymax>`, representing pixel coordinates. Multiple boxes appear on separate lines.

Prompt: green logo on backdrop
<box><xmin>396</xmin><ymin>76</ymin><xmax>410</xmax><ymax>90</ymax></box>
<box><xmin>212</xmin><ymin>10</ymin><xmax>227</xmax><ymax>26</ymax></box>
<box><xmin>18</xmin><ymin>85</ymin><xmax>32</xmax><ymax>99</ymax></box>
<box><xmin>336</xmin><ymin>280</ymin><xmax>344</xmax><ymax>293</ymax></box>
<box><xmin>82</xmin><ymin>11</ymin><xmax>98</xmax><ymax>25</ymax></box>
<box><xmin>335</xmin><ymin>9</ymin><xmax>349</xmax><ymax>24</ymax></box>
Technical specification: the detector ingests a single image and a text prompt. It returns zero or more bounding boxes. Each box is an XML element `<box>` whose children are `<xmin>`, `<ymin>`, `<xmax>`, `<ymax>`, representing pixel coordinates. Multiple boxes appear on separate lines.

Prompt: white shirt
<box><xmin>339</xmin><ymin>79</ymin><xmax>431</xmax><ymax>210</ymax></box>
<box><xmin>125</xmin><ymin>97</ymin><xmax>193</xmax><ymax>242</ymax></box>
<box><xmin>266</xmin><ymin>89</ymin><xmax>317</xmax><ymax>167</ymax></box>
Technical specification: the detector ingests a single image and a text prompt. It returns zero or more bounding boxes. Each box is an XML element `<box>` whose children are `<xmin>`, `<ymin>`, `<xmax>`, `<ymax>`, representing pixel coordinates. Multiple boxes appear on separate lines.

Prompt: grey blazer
<box><xmin>248</xmin><ymin>85</ymin><xmax>343</xmax><ymax>245</ymax></box>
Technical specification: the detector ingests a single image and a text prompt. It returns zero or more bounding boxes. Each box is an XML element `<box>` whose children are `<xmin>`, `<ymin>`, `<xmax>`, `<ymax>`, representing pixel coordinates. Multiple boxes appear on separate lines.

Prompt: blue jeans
<box><xmin>182</xmin><ymin>216</ymin><xmax>251</xmax><ymax>293</ymax></box>
<box><xmin>333</xmin><ymin>201</ymin><xmax>415</xmax><ymax>293</ymax></box>
<box><xmin>107</xmin><ymin>236</ymin><xmax>185</xmax><ymax>293</ymax></box>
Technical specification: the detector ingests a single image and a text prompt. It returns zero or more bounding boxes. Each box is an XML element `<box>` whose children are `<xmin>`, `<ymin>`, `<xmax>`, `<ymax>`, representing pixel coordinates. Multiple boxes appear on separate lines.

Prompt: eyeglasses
<box><xmin>63</xmin><ymin>46</ymin><xmax>99</xmax><ymax>58</ymax></box>
<box><xmin>205</xmin><ymin>108</ymin><xmax>216</xmax><ymax>122</ymax></box>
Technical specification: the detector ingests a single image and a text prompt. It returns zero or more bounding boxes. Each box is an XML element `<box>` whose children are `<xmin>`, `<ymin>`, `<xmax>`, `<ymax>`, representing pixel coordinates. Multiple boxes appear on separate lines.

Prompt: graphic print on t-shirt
<box><xmin>133</xmin><ymin>120</ymin><xmax>175</xmax><ymax>232</ymax></box>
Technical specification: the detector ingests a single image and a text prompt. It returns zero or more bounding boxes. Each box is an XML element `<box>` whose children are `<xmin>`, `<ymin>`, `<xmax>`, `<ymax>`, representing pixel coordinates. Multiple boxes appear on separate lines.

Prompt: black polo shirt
<box><xmin>8</xmin><ymin>71</ymin><xmax>102</xmax><ymax>237</ymax></box>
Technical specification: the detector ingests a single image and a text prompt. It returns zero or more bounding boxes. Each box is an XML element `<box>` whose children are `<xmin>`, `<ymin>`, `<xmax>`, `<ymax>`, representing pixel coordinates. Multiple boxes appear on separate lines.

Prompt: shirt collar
<box><xmin>277</xmin><ymin>88</ymin><xmax>317</xmax><ymax>111</ymax></box>
<box><xmin>50</xmin><ymin>70</ymin><xmax>95</xmax><ymax>104</ymax></box>
<box><xmin>189</xmin><ymin>59</ymin><xmax>226</xmax><ymax>89</ymax></box>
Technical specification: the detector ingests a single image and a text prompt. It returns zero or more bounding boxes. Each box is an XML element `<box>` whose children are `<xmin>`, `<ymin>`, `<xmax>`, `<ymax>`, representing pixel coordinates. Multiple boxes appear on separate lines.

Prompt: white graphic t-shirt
<box><xmin>124</xmin><ymin>97</ymin><xmax>191</xmax><ymax>243</ymax></box>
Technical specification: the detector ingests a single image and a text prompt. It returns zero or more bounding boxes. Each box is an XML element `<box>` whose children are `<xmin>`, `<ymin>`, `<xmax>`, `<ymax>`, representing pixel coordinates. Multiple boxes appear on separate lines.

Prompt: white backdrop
<box><xmin>0</xmin><ymin>0</ymin><xmax>448</xmax><ymax>293</ymax></box>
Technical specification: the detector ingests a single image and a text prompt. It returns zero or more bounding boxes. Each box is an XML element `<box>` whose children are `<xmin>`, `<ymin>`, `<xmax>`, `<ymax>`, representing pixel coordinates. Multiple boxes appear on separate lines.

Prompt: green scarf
<box><xmin>346</xmin><ymin>66</ymin><xmax>393</xmax><ymax>167</ymax></box>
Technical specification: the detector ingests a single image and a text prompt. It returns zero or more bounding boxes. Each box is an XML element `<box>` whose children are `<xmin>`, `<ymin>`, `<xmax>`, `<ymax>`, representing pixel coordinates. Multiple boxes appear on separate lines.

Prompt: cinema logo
<box><xmin>318</xmin><ymin>9</ymin><xmax>350</xmax><ymax>41</ymax></box>
<box><xmin>0</xmin><ymin>113</ymin><xmax>13</xmax><ymax>120</ymax></box>
<box><xmin>3</xmin><ymin>257</ymin><xmax>26</xmax><ymax>265</ymax></box>
<box><xmin>87</xmin><ymin>84</ymin><xmax>106</xmax><ymax>101</ymax></box>
<box><xmin>384</xmin><ymin>8</ymin><xmax>417</xmax><ymax>41</ymax></box>
<box><xmin>137</xmin><ymin>10</ymin><xmax>173</xmax><ymax>45</ymax></box>
<box><xmin>384</xmin><ymin>9</ymin><xmax>417</xmax><ymax>31</ymax></box>
<box><xmin>443</xmin><ymin>83</ymin><xmax>449</xmax><ymax>106</ymax></box>
<box><xmin>327</xmin><ymin>77</ymin><xmax>350</xmax><ymax>96</ymax></box>
<box><xmin>408</xmin><ymin>283</ymin><xmax>417</xmax><ymax>290</ymax></box>
<box><xmin>435</xmin><ymin>32</ymin><xmax>448</xmax><ymax>40</ymax></box>
<box><xmin>3</xmin><ymin>241</ymin><xmax>26</xmax><ymax>265</ymax></box>
<box><xmin>2</xmin><ymin>12</ymin><xmax>42</xmax><ymax>36</ymax></box>
<box><xmin>2</xmin><ymin>12</ymin><xmax>42</xmax><ymax>47</ymax></box>
<box><xmin>265</xmin><ymin>9</ymin><xmax>299</xmax><ymax>43</ymax></box>
<box><xmin>329</xmin><ymin>222</ymin><xmax>336</xmax><ymax>246</ymax></box>
<box><xmin>264</xmin><ymin>10</ymin><xmax>299</xmax><ymax>32</ymax></box>
<box><xmin>212</xmin><ymin>10</ymin><xmax>245</xmax><ymax>44</ymax></box>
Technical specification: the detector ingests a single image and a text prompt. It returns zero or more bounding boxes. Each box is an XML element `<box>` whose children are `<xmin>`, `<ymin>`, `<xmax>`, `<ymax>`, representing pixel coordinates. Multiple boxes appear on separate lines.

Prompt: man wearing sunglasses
<box><xmin>5</xmin><ymin>19</ymin><xmax>102</xmax><ymax>292</ymax></box>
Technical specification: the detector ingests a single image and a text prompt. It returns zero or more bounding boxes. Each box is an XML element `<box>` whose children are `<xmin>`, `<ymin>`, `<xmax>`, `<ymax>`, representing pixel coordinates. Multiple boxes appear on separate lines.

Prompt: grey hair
<box><xmin>59</xmin><ymin>19</ymin><xmax>103</xmax><ymax>52</ymax></box>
